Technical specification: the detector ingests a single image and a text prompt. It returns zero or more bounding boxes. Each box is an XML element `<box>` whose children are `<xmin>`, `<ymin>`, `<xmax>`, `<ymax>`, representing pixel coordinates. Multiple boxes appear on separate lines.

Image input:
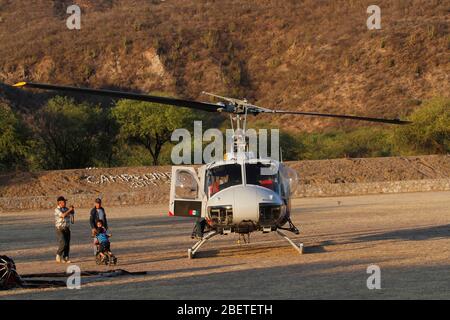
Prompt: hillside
<box><xmin>0</xmin><ymin>0</ymin><xmax>449</xmax><ymax>131</ymax></box>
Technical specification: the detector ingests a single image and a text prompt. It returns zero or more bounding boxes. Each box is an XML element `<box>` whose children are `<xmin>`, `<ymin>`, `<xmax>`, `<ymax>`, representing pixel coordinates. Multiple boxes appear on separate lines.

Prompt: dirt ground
<box><xmin>0</xmin><ymin>191</ymin><xmax>449</xmax><ymax>300</ymax></box>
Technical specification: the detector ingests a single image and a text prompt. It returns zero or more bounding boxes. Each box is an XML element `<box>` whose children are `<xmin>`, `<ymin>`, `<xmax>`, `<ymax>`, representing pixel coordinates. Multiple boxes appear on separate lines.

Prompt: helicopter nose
<box><xmin>232</xmin><ymin>186</ymin><xmax>259</xmax><ymax>223</ymax></box>
<box><xmin>208</xmin><ymin>185</ymin><xmax>282</xmax><ymax>224</ymax></box>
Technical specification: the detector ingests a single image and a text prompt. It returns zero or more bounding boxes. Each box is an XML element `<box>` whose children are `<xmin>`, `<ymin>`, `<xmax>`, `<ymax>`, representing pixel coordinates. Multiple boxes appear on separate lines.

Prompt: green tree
<box><xmin>393</xmin><ymin>97</ymin><xmax>450</xmax><ymax>155</ymax></box>
<box><xmin>112</xmin><ymin>99</ymin><xmax>198</xmax><ymax>165</ymax></box>
<box><xmin>0</xmin><ymin>103</ymin><xmax>29</xmax><ymax>171</ymax></box>
<box><xmin>34</xmin><ymin>96</ymin><xmax>116</xmax><ymax>169</ymax></box>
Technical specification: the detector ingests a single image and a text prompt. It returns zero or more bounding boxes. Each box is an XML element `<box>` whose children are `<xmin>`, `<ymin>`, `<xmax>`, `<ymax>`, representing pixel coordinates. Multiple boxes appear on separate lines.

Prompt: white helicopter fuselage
<box><xmin>170</xmin><ymin>152</ymin><xmax>298</xmax><ymax>234</ymax></box>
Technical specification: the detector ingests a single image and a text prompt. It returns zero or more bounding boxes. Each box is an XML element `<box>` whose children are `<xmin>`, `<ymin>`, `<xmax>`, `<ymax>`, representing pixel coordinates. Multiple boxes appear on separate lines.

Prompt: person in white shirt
<box><xmin>54</xmin><ymin>196</ymin><xmax>75</xmax><ymax>263</ymax></box>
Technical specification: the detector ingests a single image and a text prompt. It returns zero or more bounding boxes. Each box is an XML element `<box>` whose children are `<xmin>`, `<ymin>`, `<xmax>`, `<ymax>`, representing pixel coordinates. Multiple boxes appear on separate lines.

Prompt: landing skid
<box><xmin>187</xmin><ymin>224</ymin><xmax>303</xmax><ymax>259</ymax></box>
<box><xmin>276</xmin><ymin>230</ymin><xmax>304</xmax><ymax>255</ymax></box>
<box><xmin>188</xmin><ymin>231</ymin><xmax>218</xmax><ymax>259</ymax></box>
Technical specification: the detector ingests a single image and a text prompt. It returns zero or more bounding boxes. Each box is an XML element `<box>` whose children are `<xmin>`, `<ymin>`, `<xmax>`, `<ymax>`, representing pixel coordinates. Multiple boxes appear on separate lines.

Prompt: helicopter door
<box><xmin>169</xmin><ymin>167</ymin><xmax>203</xmax><ymax>218</ymax></box>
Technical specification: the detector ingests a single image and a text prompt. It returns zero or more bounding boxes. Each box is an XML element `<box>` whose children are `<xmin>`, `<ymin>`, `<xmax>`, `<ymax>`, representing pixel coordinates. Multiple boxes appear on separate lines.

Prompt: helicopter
<box><xmin>12</xmin><ymin>81</ymin><xmax>411</xmax><ymax>258</ymax></box>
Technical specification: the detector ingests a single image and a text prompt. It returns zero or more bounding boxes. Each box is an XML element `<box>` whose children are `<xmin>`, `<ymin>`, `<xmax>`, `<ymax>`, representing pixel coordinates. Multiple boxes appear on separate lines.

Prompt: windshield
<box><xmin>206</xmin><ymin>164</ymin><xmax>242</xmax><ymax>197</ymax></box>
<box><xmin>245</xmin><ymin>163</ymin><xmax>280</xmax><ymax>193</ymax></box>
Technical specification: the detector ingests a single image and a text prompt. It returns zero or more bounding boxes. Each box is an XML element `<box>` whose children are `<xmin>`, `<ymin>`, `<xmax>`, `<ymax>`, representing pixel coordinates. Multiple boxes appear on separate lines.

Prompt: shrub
<box><xmin>33</xmin><ymin>96</ymin><xmax>116</xmax><ymax>169</ymax></box>
<box><xmin>393</xmin><ymin>97</ymin><xmax>450</xmax><ymax>155</ymax></box>
<box><xmin>0</xmin><ymin>103</ymin><xmax>30</xmax><ymax>171</ymax></box>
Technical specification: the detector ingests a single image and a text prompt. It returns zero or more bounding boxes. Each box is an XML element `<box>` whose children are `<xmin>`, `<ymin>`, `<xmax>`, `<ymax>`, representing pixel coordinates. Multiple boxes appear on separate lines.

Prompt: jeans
<box><xmin>98</xmin><ymin>242</ymin><xmax>111</xmax><ymax>253</ymax></box>
<box><xmin>193</xmin><ymin>218</ymin><xmax>207</xmax><ymax>237</ymax></box>
<box><xmin>56</xmin><ymin>228</ymin><xmax>71</xmax><ymax>258</ymax></box>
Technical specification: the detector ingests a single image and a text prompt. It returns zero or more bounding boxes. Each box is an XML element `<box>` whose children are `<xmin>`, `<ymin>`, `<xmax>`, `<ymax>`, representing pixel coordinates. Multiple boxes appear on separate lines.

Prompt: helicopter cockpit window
<box><xmin>245</xmin><ymin>163</ymin><xmax>280</xmax><ymax>193</ymax></box>
<box><xmin>206</xmin><ymin>164</ymin><xmax>242</xmax><ymax>197</ymax></box>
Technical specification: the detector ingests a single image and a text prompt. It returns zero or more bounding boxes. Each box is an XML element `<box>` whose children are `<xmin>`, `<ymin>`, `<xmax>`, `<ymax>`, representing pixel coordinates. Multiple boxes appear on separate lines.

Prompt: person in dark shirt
<box><xmin>90</xmin><ymin>198</ymin><xmax>108</xmax><ymax>230</ymax></box>
<box><xmin>89</xmin><ymin>198</ymin><xmax>108</xmax><ymax>255</ymax></box>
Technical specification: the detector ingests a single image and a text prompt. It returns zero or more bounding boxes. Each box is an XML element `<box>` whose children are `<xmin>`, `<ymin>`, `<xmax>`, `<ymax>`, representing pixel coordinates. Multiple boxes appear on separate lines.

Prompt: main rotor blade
<box><xmin>267</xmin><ymin>110</ymin><xmax>411</xmax><ymax>125</ymax></box>
<box><xmin>13</xmin><ymin>82</ymin><xmax>221</xmax><ymax>113</ymax></box>
<box><xmin>12</xmin><ymin>82</ymin><xmax>412</xmax><ymax>124</ymax></box>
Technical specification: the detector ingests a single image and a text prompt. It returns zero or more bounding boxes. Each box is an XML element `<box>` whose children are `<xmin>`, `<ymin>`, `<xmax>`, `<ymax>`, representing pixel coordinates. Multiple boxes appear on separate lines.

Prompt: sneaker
<box><xmin>56</xmin><ymin>255</ymin><xmax>62</xmax><ymax>263</ymax></box>
<box><xmin>63</xmin><ymin>257</ymin><xmax>71</xmax><ymax>264</ymax></box>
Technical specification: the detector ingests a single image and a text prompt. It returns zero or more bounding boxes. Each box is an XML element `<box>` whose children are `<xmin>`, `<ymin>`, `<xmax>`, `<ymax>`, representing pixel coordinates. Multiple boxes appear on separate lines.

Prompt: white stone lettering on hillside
<box><xmin>84</xmin><ymin>172</ymin><xmax>172</xmax><ymax>189</ymax></box>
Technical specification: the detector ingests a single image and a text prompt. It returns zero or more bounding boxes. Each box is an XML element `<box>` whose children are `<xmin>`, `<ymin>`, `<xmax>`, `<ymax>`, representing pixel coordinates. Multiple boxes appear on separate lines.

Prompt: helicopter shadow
<box><xmin>307</xmin><ymin>224</ymin><xmax>450</xmax><ymax>253</ymax></box>
<box><xmin>302</xmin><ymin>240</ymin><xmax>334</xmax><ymax>254</ymax></box>
<box><xmin>194</xmin><ymin>241</ymin><xmax>308</xmax><ymax>258</ymax></box>
<box><xmin>353</xmin><ymin>224</ymin><xmax>450</xmax><ymax>242</ymax></box>
<box><xmin>291</xmin><ymin>224</ymin><xmax>450</xmax><ymax>254</ymax></box>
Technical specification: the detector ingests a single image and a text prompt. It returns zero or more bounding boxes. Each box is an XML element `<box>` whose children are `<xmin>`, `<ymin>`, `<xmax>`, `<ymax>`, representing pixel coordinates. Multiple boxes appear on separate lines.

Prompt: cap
<box><xmin>57</xmin><ymin>196</ymin><xmax>68</xmax><ymax>202</ymax></box>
